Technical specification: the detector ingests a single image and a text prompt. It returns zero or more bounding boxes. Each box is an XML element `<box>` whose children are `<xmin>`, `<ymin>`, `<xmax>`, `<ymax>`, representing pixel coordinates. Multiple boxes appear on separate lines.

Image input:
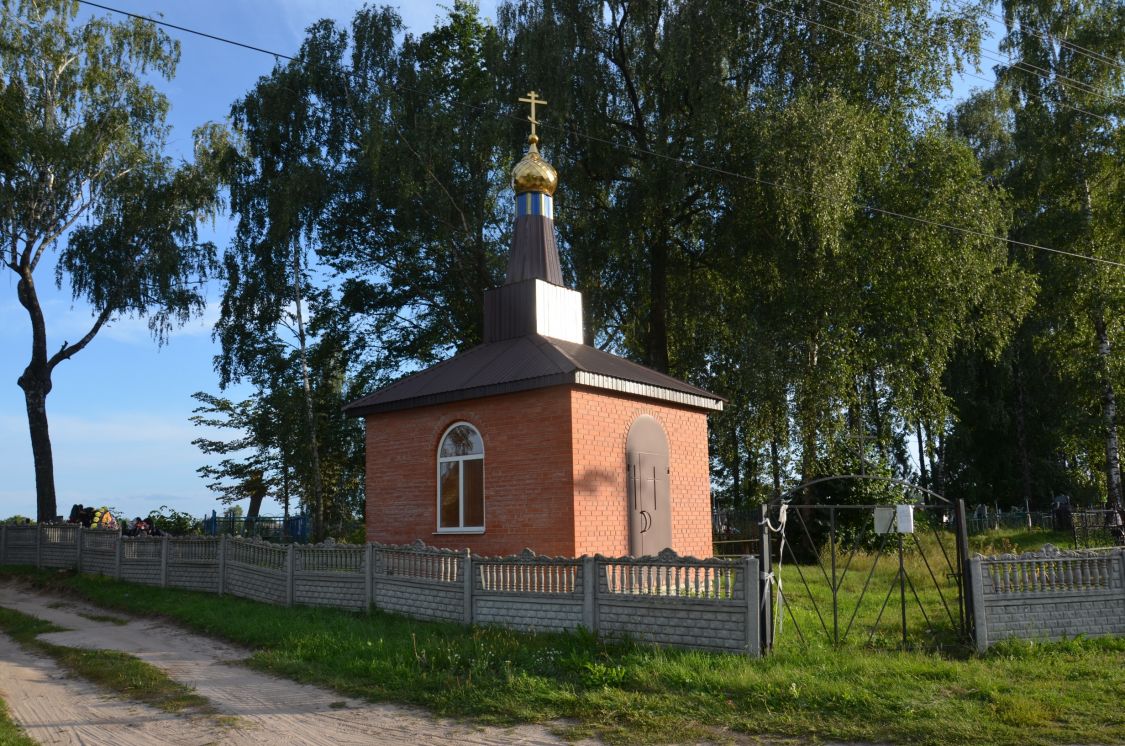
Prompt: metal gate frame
<box><xmin>757</xmin><ymin>476</ymin><xmax>973</xmax><ymax>653</ymax></box>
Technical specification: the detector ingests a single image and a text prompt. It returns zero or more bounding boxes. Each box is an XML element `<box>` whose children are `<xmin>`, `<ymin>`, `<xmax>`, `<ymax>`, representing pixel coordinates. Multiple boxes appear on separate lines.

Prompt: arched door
<box><xmin>626</xmin><ymin>415</ymin><xmax>671</xmax><ymax>556</ymax></box>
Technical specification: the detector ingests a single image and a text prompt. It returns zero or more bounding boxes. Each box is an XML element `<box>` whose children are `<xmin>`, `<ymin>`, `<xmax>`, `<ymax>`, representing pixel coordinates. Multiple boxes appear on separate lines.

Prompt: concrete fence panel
<box><xmin>595</xmin><ymin>551</ymin><xmax>757</xmax><ymax>654</ymax></box>
<box><xmin>294</xmin><ymin>544</ymin><xmax>366</xmax><ymax>610</ymax></box>
<box><xmin>2</xmin><ymin>526</ymin><xmax>38</xmax><ymax>565</ymax></box>
<box><xmin>39</xmin><ymin>525</ymin><xmax>80</xmax><ymax>569</ymax></box>
<box><xmin>473</xmin><ymin>550</ymin><xmax>585</xmax><ymax>634</ymax></box>
<box><xmin>79</xmin><ymin>530</ymin><xmax>119</xmax><ymax>576</ymax></box>
<box><xmin>166</xmin><ymin>538</ymin><xmax>221</xmax><ymax>593</ymax></box>
<box><xmin>2</xmin><ymin>530</ymin><xmax>768</xmax><ymax>655</ymax></box>
<box><xmin>371</xmin><ymin>544</ymin><xmax>465</xmax><ymax>623</ymax></box>
<box><xmin>971</xmin><ymin>545</ymin><xmax>1125</xmax><ymax>652</ymax></box>
<box><xmin>224</xmin><ymin>540</ymin><xmax>288</xmax><ymax>605</ymax></box>
<box><xmin>119</xmin><ymin>538</ymin><xmax>163</xmax><ymax>586</ymax></box>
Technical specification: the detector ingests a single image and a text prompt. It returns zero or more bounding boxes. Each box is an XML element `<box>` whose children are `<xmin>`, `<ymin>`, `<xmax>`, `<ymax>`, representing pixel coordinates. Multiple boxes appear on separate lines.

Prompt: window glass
<box><xmin>439</xmin><ymin>461</ymin><xmax>460</xmax><ymax>528</ymax></box>
<box><xmin>437</xmin><ymin>423</ymin><xmax>485</xmax><ymax>531</ymax></box>
<box><xmin>440</xmin><ymin>424</ymin><xmax>483</xmax><ymax>457</ymax></box>
<box><xmin>462</xmin><ymin>459</ymin><xmax>484</xmax><ymax>527</ymax></box>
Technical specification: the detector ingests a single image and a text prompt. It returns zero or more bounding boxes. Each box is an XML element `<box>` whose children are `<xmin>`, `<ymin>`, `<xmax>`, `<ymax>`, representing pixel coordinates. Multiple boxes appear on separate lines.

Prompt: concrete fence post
<box><xmin>217</xmin><ymin>534</ymin><xmax>227</xmax><ymax>596</ymax></box>
<box><xmin>744</xmin><ymin>556</ymin><xmax>760</xmax><ymax>657</ymax></box>
<box><xmin>364</xmin><ymin>543</ymin><xmax>374</xmax><ymax>611</ymax></box>
<box><xmin>75</xmin><ymin>527</ymin><xmax>84</xmax><ymax>572</ymax></box>
<box><xmin>286</xmin><ymin>544</ymin><xmax>295</xmax><ymax>607</ymax></box>
<box><xmin>36</xmin><ymin>523</ymin><xmax>43</xmax><ymax>569</ymax></box>
<box><xmin>160</xmin><ymin>534</ymin><xmax>169</xmax><ymax>588</ymax></box>
<box><xmin>582</xmin><ymin>556</ymin><xmax>597</xmax><ymax>632</ymax></box>
<box><xmin>115</xmin><ymin>533</ymin><xmax>123</xmax><ymax>580</ymax></box>
<box><xmin>1</xmin><ymin>524</ymin><xmax>8</xmax><ymax>565</ymax></box>
<box><xmin>969</xmin><ymin>557</ymin><xmax>988</xmax><ymax>653</ymax></box>
<box><xmin>1118</xmin><ymin>551</ymin><xmax>1125</xmax><ymax>607</ymax></box>
<box><xmin>462</xmin><ymin>550</ymin><xmax>474</xmax><ymax>625</ymax></box>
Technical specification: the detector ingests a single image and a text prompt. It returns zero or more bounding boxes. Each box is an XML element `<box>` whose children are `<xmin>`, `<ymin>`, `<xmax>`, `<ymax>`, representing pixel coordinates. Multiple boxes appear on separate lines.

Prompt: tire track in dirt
<box><xmin>0</xmin><ymin>631</ymin><xmax>222</xmax><ymax>745</ymax></box>
<box><xmin>0</xmin><ymin>584</ymin><xmax>593</xmax><ymax>745</ymax></box>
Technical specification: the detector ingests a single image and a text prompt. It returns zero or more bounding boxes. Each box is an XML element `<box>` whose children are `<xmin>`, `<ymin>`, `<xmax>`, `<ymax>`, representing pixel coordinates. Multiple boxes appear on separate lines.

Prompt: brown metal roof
<box><xmin>343</xmin><ymin>335</ymin><xmax>724</xmax><ymax>416</ymax></box>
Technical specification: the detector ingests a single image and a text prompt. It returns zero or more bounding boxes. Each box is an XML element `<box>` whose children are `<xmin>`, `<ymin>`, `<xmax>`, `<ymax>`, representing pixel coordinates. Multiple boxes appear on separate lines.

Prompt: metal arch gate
<box><xmin>757</xmin><ymin>476</ymin><xmax>974</xmax><ymax>653</ymax></box>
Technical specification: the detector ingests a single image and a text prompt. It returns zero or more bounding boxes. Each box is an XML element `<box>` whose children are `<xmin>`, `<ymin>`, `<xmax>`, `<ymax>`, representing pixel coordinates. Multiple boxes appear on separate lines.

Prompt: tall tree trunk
<box><xmin>730</xmin><ymin>424</ymin><xmax>740</xmax><ymax>507</ymax></box>
<box><xmin>770</xmin><ymin>436</ymin><xmax>782</xmax><ymax>500</ymax></box>
<box><xmin>292</xmin><ymin>243</ymin><xmax>325</xmax><ymax>541</ymax></box>
<box><xmin>20</xmin><ymin>379</ymin><xmax>56</xmax><ymax>522</ymax></box>
<box><xmin>647</xmin><ymin>236</ymin><xmax>669</xmax><ymax>373</ymax></box>
<box><xmin>1093</xmin><ymin>312</ymin><xmax>1122</xmax><ymax>508</ymax></box>
<box><xmin>866</xmin><ymin>373</ymin><xmax>887</xmax><ymax>463</ymax></box>
<box><xmin>1013</xmin><ymin>358</ymin><xmax>1034</xmax><ymax>507</ymax></box>
<box><xmin>16</xmin><ymin>271</ymin><xmax>57</xmax><ymax>522</ymax></box>
<box><xmin>916</xmin><ymin>420</ymin><xmax>928</xmax><ymax>486</ymax></box>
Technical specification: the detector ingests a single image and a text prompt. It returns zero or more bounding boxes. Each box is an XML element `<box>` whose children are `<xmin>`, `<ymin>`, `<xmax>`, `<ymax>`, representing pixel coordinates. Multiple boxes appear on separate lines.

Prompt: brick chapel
<box><xmin>344</xmin><ymin>92</ymin><xmax>723</xmax><ymax>558</ymax></box>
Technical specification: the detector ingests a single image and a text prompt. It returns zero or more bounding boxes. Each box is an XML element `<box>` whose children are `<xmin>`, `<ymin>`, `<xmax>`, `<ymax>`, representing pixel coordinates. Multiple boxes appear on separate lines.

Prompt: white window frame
<box><xmin>435</xmin><ymin>421</ymin><xmax>485</xmax><ymax>534</ymax></box>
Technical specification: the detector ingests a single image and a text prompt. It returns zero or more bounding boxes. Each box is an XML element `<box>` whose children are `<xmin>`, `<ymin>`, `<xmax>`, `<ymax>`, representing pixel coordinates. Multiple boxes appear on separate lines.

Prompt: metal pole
<box><xmin>759</xmin><ymin>503</ymin><xmax>773</xmax><ymax>653</ymax></box>
<box><xmin>830</xmin><ymin>507</ymin><xmax>838</xmax><ymax>645</ymax></box>
<box><xmin>898</xmin><ymin>531</ymin><xmax>907</xmax><ymax>650</ymax></box>
<box><xmin>954</xmin><ymin>498</ymin><xmax>972</xmax><ymax>643</ymax></box>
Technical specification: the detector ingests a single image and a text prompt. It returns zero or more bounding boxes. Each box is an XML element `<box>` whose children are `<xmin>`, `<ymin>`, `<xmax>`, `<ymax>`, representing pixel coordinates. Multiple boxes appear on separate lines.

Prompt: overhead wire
<box><xmin>947</xmin><ymin>0</ymin><xmax>1125</xmax><ymax>76</ymax></box>
<box><xmin>752</xmin><ymin>0</ymin><xmax>1116</xmax><ymax>122</ymax></box>
<box><xmin>828</xmin><ymin>0</ymin><xmax>1125</xmax><ymax>106</ymax></box>
<box><xmin>73</xmin><ymin>0</ymin><xmax>1125</xmax><ymax>270</ymax></box>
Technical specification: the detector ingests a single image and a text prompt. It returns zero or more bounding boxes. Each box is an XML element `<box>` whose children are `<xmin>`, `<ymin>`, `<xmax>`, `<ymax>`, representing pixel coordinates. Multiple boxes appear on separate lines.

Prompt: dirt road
<box><xmin>0</xmin><ymin>584</ymin><xmax>593</xmax><ymax>745</ymax></box>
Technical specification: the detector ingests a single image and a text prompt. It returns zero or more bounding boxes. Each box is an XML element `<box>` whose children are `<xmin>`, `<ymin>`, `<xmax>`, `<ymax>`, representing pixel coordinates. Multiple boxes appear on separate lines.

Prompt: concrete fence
<box><xmin>969</xmin><ymin>544</ymin><xmax>1125</xmax><ymax>652</ymax></box>
<box><xmin>0</xmin><ymin>524</ymin><xmax>759</xmax><ymax>656</ymax></box>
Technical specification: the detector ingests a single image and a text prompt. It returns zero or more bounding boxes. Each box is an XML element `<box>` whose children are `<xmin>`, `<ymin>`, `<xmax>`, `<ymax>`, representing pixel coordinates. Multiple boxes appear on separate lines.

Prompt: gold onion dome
<box><xmin>511</xmin><ymin>134</ymin><xmax>558</xmax><ymax>196</ymax></box>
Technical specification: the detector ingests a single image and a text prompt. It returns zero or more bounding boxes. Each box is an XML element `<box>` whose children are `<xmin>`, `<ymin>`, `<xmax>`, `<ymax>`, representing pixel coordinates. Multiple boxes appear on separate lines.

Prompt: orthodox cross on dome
<box><xmin>518</xmin><ymin>90</ymin><xmax>547</xmax><ymax>141</ymax></box>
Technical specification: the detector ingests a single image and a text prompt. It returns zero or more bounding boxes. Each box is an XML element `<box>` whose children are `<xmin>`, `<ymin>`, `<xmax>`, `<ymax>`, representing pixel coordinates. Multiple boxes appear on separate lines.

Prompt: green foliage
<box><xmin>1</xmin><ymin>516</ymin><xmax>34</xmax><ymax>525</ymax></box>
<box><xmin>192</xmin><ymin>0</ymin><xmax>1117</xmax><ymax>527</ymax></box>
<box><xmin>1</xmin><ymin>0</ymin><xmax>220</xmax><ymax>521</ymax></box>
<box><xmin>145</xmin><ymin>505</ymin><xmax>202</xmax><ymax>536</ymax></box>
<box><xmin>946</xmin><ymin>0</ymin><xmax>1124</xmax><ymax>509</ymax></box>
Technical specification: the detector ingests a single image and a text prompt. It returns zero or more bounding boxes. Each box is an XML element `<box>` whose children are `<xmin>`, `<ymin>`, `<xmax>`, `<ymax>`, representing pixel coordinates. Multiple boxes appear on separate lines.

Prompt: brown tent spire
<box><xmin>483</xmin><ymin>91</ymin><xmax>583</xmax><ymax>344</ymax></box>
<box><xmin>506</xmin><ymin>91</ymin><xmax>562</xmax><ymax>286</ymax></box>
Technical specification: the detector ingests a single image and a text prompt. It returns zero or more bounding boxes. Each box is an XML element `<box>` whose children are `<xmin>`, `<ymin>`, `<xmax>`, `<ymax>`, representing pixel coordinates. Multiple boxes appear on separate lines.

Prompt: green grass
<box><xmin>771</xmin><ymin>525</ymin><xmax>1090</xmax><ymax>653</ymax></box>
<box><xmin>0</xmin><ymin>697</ymin><xmax>36</xmax><ymax>746</ymax></box>
<box><xmin>968</xmin><ymin>527</ymin><xmax>1077</xmax><ymax>555</ymax></box>
<box><xmin>3</xmin><ymin>567</ymin><xmax>1124</xmax><ymax>745</ymax></box>
<box><xmin>0</xmin><ymin>603</ymin><xmax>214</xmax><ymax>716</ymax></box>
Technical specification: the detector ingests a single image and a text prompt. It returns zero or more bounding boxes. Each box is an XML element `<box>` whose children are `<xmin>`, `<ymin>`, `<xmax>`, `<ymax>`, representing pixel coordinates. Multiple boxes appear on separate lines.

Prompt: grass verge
<box><xmin>0</xmin><ymin>697</ymin><xmax>36</xmax><ymax>746</ymax></box>
<box><xmin>4</xmin><ymin>567</ymin><xmax>1124</xmax><ymax>746</ymax></box>
<box><xmin>0</xmin><ymin>603</ymin><xmax>214</xmax><ymax>715</ymax></box>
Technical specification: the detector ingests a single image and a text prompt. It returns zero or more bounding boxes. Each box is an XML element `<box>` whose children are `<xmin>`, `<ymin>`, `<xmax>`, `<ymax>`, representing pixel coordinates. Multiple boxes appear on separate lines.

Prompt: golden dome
<box><xmin>511</xmin><ymin>135</ymin><xmax>558</xmax><ymax>196</ymax></box>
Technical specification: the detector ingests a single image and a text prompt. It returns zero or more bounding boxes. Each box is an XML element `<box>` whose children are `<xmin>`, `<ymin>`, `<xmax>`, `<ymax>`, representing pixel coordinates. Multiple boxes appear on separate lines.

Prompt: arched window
<box><xmin>437</xmin><ymin>423</ymin><xmax>485</xmax><ymax>532</ymax></box>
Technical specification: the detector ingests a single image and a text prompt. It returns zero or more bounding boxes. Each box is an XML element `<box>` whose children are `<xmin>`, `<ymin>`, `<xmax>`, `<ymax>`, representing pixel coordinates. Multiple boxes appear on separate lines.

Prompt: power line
<box><xmin>948</xmin><ymin>0</ymin><xmax>1125</xmax><ymax>77</ymax></box>
<box><xmin>755</xmin><ymin>0</ymin><xmax>1116</xmax><ymax>122</ymax></box>
<box><xmin>74</xmin><ymin>0</ymin><xmax>1125</xmax><ymax>270</ymax></box>
<box><xmin>833</xmin><ymin>0</ymin><xmax>1124</xmax><ymax>104</ymax></box>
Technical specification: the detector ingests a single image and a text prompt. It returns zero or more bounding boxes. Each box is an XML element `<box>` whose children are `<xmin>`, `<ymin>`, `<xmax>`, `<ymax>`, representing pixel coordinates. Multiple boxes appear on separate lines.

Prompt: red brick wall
<box><xmin>363</xmin><ymin>387</ymin><xmax>576</xmax><ymax>557</ymax></box>
<box><xmin>363</xmin><ymin>385</ymin><xmax>713</xmax><ymax>559</ymax></box>
<box><xmin>570</xmin><ymin>388</ymin><xmax>714</xmax><ymax>558</ymax></box>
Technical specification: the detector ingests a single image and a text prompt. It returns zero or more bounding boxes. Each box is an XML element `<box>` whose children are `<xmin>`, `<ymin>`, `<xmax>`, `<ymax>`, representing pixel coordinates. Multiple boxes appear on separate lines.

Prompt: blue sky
<box><xmin>0</xmin><ymin>0</ymin><xmax>499</xmax><ymax>521</ymax></box>
<box><xmin>1</xmin><ymin>0</ymin><xmax>995</xmax><ymax>522</ymax></box>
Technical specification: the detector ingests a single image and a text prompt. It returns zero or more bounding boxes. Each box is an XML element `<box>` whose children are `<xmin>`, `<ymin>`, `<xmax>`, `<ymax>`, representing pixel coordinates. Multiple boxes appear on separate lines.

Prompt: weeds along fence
<box><xmin>969</xmin><ymin>544</ymin><xmax>1125</xmax><ymax>652</ymax></box>
<box><xmin>0</xmin><ymin>524</ymin><xmax>760</xmax><ymax>656</ymax></box>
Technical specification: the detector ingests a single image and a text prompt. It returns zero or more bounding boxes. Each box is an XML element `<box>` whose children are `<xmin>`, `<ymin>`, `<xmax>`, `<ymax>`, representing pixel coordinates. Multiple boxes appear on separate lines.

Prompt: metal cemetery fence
<box><xmin>0</xmin><ymin>524</ymin><xmax>760</xmax><ymax>656</ymax></box>
<box><xmin>758</xmin><ymin>500</ymin><xmax>969</xmax><ymax>652</ymax></box>
<box><xmin>202</xmin><ymin>513</ymin><xmax>309</xmax><ymax>542</ymax></box>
